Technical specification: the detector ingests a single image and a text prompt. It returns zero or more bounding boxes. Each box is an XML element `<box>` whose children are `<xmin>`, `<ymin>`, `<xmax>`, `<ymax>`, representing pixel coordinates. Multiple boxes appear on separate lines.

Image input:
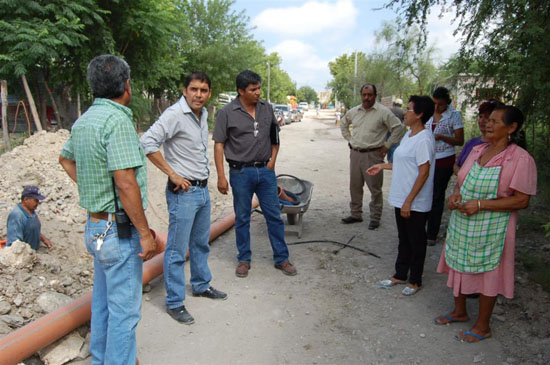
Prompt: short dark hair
<box><xmin>360</xmin><ymin>83</ymin><xmax>377</xmax><ymax>95</ymax></box>
<box><xmin>184</xmin><ymin>71</ymin><xmax>211</xmax><ymax>89</ymax></box>
<box><xmin>478</xmin><ymin>99</ymin><xmax>502</xmax><ymax>116</ymax></box>
<box><xmin>87</xmin><ymin>55</ymin><xmax>130</xmax><ymax>99</ymax></box>
<box><xmin>432</xmin><ymin>86</ymin><xmax>451</xmax><ymax>105</ymax></box>
<box><xmin>236</xmin><ymin>70</ymin><xmax>261</xmax><ymax>94</ymax></box>
<box><xmin>408</xmin><ymin>95</ymin><xmax>435</xmax><ymax>124</ymax></box>
<box><xmin>493</xmin><ymin>105</ymin><xmax>526</xmax><ymax>148</ymax></box>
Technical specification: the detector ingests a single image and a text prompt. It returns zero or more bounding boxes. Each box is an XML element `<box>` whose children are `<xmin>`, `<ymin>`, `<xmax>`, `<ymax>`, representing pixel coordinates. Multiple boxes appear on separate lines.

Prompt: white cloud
<box><xmin>253</xmin><ymin>0</ymin><xmax>358</xmax><ymax>37</ymax></box>
<box><xmin>424</xmin><ymin>6</ymin><xmax>462</xmax><ymax>62</ymax></box>
<box><xmin>269</xmin><ymin>40</ymin><xmax>331</xmax><ymax>90</ymax></box>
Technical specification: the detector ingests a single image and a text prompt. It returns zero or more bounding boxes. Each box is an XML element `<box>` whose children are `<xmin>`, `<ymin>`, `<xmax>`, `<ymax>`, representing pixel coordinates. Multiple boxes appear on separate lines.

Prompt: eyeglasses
<box><xmin>253</xmin><ymin>121</ymin><xmax>258</xmax><ymax>137</ymax></box>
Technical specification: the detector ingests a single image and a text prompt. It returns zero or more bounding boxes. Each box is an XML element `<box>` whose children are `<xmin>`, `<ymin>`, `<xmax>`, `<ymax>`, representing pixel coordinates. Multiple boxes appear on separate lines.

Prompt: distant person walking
<box><xmin>141</xmin><ymin>72</ymin><xmax>227</xmax><ymax>326</ymax></box>
<box><xmin>213</xmin><ymin>70</ymin><xmax>297</xmax><ymax>278</ymax></box>
<box><xmin>340</xmin><ymin>83</ymin><xmax>405</xmax><ymax>230</ymax></box>
<box><xmin>59</xmin><ymin>54</ymin><xmax>155</xmax><ymax>364</ymax></box>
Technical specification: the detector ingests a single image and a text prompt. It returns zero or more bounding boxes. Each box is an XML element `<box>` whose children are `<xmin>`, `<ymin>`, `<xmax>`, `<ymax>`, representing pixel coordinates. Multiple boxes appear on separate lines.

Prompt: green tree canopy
<box><xmin>297</xmin><ymin>86</ymin><xmax>319</xmax><ymax>104</ymax></box>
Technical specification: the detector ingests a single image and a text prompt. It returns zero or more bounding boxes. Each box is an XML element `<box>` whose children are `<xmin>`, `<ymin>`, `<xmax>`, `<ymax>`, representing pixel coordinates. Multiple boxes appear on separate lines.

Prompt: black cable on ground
<box><xmin>287</xmin><ymin>236</ymin><xmax>380</xmax><ymax>259</ymax></box>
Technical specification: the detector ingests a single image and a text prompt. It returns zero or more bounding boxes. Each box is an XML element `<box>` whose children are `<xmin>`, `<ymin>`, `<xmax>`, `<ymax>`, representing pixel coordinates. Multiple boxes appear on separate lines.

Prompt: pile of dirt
<box><xmin>0</xmin><ymin>130</ymin><xmax>86</xmax><ymax>239</ymax></box>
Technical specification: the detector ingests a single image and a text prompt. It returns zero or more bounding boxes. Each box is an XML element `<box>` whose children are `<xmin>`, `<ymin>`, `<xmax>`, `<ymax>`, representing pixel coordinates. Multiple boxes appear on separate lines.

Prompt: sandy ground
<box><xmin>128</xmin><ymin>110</ymin><xmax>548</xmax><ymax>365</ymax></box>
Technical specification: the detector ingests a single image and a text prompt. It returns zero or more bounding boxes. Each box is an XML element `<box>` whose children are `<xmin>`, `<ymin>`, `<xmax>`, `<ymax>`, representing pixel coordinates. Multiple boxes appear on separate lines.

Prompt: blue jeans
<box><xmin>229</xmin><ymin>166</ymin><xmax>289</xmax><ymax>264</ymax></box>
<box><xmin>84</xmin><ymin>216</ymin><xmax>142</xmax><ymax>365</ymax></box>
<box><xmin>165</xmin><ymin>186</ymin><xmax>212</xmax><ymax>309</ymax></box>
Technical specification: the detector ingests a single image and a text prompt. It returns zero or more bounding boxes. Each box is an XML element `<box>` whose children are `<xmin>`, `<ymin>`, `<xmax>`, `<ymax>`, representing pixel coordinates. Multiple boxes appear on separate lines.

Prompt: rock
<box><xmin>506</xmin><ymin>357</ymin><xmax>517</xmax><ymax>363</ymax></box>
<box><xmin>0</xmin><ymin>240</ymin><xmax>37</xmax><ymax>270</ymax></box>
<box><xmin>0</xmin><ymin>301</ymin><xmax>12</xmax><ymax>315</ymax></box>
<box><xmin>493</xmin><ymin>314</ymin><xmax>506</xmax><ymax>322</ymax></box>
<box><xmin>473</xmin><ymin>353</ymin><xmax>485</xmax><ymax>363</ymax></box>
<box><xmin>39</xmin><ymin>331</ymin><xmax>84</xmax><ymax>365</ymax></box>
<box><xmin>13</xmin><ymin>293</ymin><xmax>23</xmax><ymax>307</ymax></box>
<box><xmin>76</xmin><ymin>331</ymin><xmax>91</xmax><ymax>360</ymax></box>
<box><xmin>0</xmin><ymin>320</ymin><xmax>11</xmax><ymax>334</ymax></box>
<box><xmin>37</xmin><ymin>292</ymin><xmax>72</xmax><ymax>313</ymax></box>
<box><xmin>0</xmin><ymin>314</ymin><xmax>24</xmax><ymax>328</ymax></box>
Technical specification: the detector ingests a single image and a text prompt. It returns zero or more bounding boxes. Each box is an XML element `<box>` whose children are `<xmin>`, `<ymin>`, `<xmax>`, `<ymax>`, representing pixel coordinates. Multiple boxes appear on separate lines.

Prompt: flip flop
<box><xmin>377</xmin><ymin>278</ymin><xmax>406</xmax><ymax>288</ymax></box>
<box><xmin>456</xmin><ymin>330</ymin><xmax>492</xmax><ymax>343</ymax></box>
<box><xmin>434</xmin><ymin>314</ymin><xmax>470</xmax><ymax>325</ymax></box>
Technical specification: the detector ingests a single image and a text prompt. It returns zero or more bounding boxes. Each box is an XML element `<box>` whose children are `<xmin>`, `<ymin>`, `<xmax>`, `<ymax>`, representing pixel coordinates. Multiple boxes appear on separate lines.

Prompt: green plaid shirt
<box><xmin>61</xmin><ymin>98</ymin><xmax>148</xmax><ymax>213</ymax></box>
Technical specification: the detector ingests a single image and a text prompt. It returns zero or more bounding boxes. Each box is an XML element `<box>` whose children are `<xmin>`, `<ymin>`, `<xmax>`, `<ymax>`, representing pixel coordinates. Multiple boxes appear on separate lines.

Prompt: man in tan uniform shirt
<box><xmin>340</xmin><ymin>84</ymin><xmax>405</xmax><ymax>229</ymax></box>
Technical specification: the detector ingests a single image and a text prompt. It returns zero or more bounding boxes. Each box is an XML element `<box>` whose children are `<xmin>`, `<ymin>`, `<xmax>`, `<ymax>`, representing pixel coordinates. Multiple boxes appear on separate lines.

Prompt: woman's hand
<box><xmin>447</xmin><ymin>191</ymin><xmax>462</xmax><ymax>210</ymax></box>
<box><xmin>400</xmin><ymin>200</ymin><xmax>412</xmax><ymax>219</ymax></box>
<box><xmin>366</xmin><ymin>164</ymin><xmax>384</xmax><ymax>175</ymax></box>
<box><xmin>457</xmin><ymin>200</ymin><xmax>480</xmax><ymax>217</ymax></box>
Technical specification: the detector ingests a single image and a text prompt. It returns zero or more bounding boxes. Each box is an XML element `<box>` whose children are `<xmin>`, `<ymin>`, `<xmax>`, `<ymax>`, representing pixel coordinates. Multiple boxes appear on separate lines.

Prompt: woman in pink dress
<box><xmin>434</xmin><ymin>105</ymin><xmax>537</xmax><ymax>343</ymax></box>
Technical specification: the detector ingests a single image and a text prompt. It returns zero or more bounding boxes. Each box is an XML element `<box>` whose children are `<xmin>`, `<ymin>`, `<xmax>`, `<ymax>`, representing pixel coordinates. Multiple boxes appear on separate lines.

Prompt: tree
<box><xmin>297</xmin><ymin>86</ymin><xmax>319</xmax><ymax>104</ymax></box>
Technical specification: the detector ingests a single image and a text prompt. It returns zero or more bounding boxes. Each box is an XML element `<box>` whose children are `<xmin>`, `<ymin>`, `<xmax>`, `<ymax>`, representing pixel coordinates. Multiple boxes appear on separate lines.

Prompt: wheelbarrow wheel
<box><xmin>287</xmin><ymin>213</ymin><xmax>297</xmax><ymax>225</ymax></box>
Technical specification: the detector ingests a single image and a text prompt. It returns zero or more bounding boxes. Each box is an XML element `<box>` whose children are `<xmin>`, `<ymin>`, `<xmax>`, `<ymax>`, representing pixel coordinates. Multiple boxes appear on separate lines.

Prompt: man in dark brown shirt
<box><xmin>213</xmin><ymin>70</ymin><xmax>297</xmax><ymax>278</ymax></box>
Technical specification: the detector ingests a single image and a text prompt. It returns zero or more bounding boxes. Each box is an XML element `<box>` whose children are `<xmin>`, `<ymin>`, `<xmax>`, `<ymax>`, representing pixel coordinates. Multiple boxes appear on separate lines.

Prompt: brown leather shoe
<box><xmin>235</xmin><ymin>262</ymin><xmax>250</xmax><ymax>278</ymax></box>
<box><xmin>274</xmin><ymin>261</ymin><xmax>297</xmax><ymax>276</ymax></box>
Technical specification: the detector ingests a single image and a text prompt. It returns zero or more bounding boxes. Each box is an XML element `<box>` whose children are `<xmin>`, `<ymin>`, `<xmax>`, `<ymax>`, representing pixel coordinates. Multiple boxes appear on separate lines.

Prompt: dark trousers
<box><xmin>394</xmin><ymin>208</ymin><xmax>429</xmax><ymax>286</ymax></box>
<box><xmin>426</xmin><ymin>166</ymin><xmax>453</xmax><ymax>240</ymax></box>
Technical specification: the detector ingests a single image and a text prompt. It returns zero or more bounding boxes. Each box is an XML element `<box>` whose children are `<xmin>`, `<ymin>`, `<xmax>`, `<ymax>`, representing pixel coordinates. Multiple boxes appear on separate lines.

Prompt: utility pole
<box><xmin>1</xmin><ymin>80</ymin><xmax>10</xmax><ymax>151</ymax></box>
<box><xmin>353</xmin><ymin>51</ymin><xmax>358</xmax><ymax>103</ymax></box>
<box><xmin>267</xmin><ymin>60</ymin><xmax>271</xmax><ymax>103</ymax></box>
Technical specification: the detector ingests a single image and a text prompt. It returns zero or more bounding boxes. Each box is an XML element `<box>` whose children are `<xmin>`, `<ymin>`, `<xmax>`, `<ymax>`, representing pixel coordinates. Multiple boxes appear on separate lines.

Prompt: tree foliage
<box><xmin>327</xmin><ymin>22</ymin><xmax>439</xmax><ymax>109</ymax></box>
<box><xmin>0</xmin><ymin>0</ymin><xmax>296</xmax><ymax>126</ymax></box>
<box><xmin>297</xmin><ymin>86</ymin><xmax>319</xmax><ymax>104</ymax></box>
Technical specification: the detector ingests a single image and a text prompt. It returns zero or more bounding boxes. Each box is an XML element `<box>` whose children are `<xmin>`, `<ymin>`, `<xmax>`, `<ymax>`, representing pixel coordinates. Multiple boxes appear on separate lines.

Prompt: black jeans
<box><xmin>394</xmin><ymin>208</ymin><xmax>429</xmax><ymax>286</ymax></box>
<box><xmin>426</xmin><ymin>166</ymin><xmax>453</xmax><ymax>240</ymax></box>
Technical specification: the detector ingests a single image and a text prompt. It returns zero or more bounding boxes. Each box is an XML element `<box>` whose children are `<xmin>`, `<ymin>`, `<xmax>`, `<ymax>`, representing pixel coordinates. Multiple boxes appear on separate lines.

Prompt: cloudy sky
<box><xmin>231</xmin><ymin>0</ymin><xmax>461</xmax><ymax>91</ymax></box>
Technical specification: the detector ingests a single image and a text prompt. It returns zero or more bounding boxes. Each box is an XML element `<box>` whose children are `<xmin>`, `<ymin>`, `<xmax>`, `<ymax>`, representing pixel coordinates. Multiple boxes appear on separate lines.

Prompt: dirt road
<box><xmin>135</xmin><ymin>110</ymin><xmax>512</xmax><ymax>364</ymax></box>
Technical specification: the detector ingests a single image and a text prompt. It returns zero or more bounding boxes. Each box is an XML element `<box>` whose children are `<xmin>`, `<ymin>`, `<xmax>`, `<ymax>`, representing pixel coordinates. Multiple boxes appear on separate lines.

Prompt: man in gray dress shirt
<box><xmin>213</xmin><ymin>70</ymin><xmax>296</xmax><ymax>278</ymax></box>
<box><xmin>141</xmin><ymin>72</ymin><xmax>227</xmax><ymax>325</ymax></box>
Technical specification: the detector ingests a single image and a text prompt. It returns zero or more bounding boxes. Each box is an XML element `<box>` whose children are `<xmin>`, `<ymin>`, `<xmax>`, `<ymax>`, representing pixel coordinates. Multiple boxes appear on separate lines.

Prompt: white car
<box><xmin>298</xmin><ymin>102</ymin><xmax>309</xmax><ymax>111</ymax></box>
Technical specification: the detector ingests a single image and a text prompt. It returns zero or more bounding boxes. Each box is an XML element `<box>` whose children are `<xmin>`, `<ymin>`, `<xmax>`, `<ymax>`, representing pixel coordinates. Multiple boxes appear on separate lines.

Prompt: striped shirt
<box><xmin>61</xmin><ymin>98</ymin><xmax>148</xmax><ymax>212</ymax></box>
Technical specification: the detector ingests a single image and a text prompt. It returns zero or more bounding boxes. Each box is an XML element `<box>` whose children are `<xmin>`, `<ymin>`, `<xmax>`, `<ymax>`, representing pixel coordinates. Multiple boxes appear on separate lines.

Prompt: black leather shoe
<box><xmin>192</xmin><ymin>286</ymin><xmax>228</xmax><ymax>300</ymax></box>
<box><xmin>368</xmin><ymin>221</ymin><xmax>380</xmax><ymax>230</ymax></box>
<box><xmin>167</xmin><ymin>305</ymin><xmax>194</xmax><ymax>324</ymax></box>
<box><xmin>341</xmin><ymin>216</ymin><xmax>363</xmax><ymax>224</ymax></box>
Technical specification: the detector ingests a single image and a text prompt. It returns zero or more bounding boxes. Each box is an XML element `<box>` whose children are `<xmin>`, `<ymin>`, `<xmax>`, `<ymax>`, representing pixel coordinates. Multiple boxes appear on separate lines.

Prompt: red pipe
<box><xmin>0</xmin><ymin>198</ymin><xmax>258</xmax><ymax>364</ymax></box>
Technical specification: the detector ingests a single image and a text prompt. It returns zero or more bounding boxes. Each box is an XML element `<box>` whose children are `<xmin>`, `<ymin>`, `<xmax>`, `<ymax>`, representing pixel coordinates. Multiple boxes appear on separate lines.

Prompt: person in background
<box><xmin>340</xmin><ymin>83</ymin><xmax>405</xmax><ymax>230</ymax></box>
<box><xmin>435</xmin><ymin>105</ymin><xmax>536</xmax><ymax>343</ymax></box>
<box><xmin>140</xmin><ymin>71</ymin><xmax>227</xmax><ymax>326</ymax></box>
<box><xmin>387</xmin><ymin>98</ymin><xmax>405</xmax><ymax>163</ymax></box>
<box><xmin>6</xmin><ymin>186</ymin><xmax>52</xmax><ymax>250</ymax></box>
<box><xmin>453</xmin><ymin>99</ymin><xmax>501</xmax><ymax>174</ymax></box>
<box><xmin>425</xmin><ymin>86</ymin><xmax>464</xmax><ymax>246</ymax></box>
<box><xmin>367</xmin><ymin>95</ymin><xmax>435</xmax><ymax>296</ymax></box>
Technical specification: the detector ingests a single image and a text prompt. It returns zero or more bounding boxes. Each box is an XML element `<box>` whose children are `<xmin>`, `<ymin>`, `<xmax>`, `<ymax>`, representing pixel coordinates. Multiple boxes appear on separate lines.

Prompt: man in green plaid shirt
<box><xmin>59</xmin><ymin>54</ymin><xmax>155</xmax><ymax>364</ymax></box>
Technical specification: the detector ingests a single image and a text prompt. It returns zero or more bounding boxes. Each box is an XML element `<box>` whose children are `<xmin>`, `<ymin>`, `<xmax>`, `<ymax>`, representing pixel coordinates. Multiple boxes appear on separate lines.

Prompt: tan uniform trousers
<box><xmin>349</xmin><ymin>149</ymin><xmax>384</xmax><ymax>222</ymax></box>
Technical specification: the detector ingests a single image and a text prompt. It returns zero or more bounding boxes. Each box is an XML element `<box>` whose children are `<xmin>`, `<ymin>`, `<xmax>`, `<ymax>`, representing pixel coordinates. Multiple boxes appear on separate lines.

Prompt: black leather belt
<box><xmin>349</xmin><ymin>143</ymin><xmax>381</xmax><ymax>153</ymax></box>
<box><xmin>227</xmin><ymin>160</ymin><xmax>268</xmax><ymax>169</ymax></box>
<box><xmin>167</xmin><ymin>178</ymin><xmax>208</xmax><ymax>191</ymax></box>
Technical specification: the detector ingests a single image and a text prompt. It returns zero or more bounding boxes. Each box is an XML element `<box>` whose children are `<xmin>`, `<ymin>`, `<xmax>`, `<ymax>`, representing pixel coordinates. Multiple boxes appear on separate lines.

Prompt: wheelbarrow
<box><xmin>277</xmin><ymin>174</ymin><xmax>314</xmax><ymax>238</ymax></box>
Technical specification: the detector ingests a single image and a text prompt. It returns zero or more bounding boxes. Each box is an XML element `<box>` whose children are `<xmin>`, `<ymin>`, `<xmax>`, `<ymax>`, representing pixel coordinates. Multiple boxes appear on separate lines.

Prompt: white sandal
<box><xmin>379</xmin><ymin>278</ymin><xmax>406</xmax><ymax>288</ymax></box>
<box><xmin>401</xmin><ymin>285</ymin><xmax>421</xmax><ymax>296</ymax></box>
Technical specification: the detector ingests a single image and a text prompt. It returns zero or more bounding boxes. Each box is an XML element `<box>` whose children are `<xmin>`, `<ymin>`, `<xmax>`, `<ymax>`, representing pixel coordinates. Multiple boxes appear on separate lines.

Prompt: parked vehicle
<box><xmin>274</xmin><ymin>110</ymin><xmax>285</xmax><ymax>126</ymax></box>
<box><xmin>289</xmin><ymin>109</ymin><xmax>302</xmax><ymax>123</ymax></box>
<box><xmin>298</xmin><ymin>101</ymin><xmax>309</xmax><ymax>111</ymax></box>
<box><xmin>274</xmin><ymin>104</ymin><xmax>292</xmax><ymax>125</ymax></box>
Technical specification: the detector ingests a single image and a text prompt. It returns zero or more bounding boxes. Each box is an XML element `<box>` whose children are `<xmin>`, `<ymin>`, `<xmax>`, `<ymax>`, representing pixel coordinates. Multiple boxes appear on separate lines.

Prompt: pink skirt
<box><xmin>437</xmin><ymin>212</ymin><xmax>518</xmax><ymax>299</ymax></box>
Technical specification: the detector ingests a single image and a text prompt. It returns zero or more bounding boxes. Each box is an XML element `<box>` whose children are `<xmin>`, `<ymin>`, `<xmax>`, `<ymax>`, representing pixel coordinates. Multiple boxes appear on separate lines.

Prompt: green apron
<box><xmin>445</xmin><ymin>156</ymin><xmax>510</xmax><ymax>273</ymax></box>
